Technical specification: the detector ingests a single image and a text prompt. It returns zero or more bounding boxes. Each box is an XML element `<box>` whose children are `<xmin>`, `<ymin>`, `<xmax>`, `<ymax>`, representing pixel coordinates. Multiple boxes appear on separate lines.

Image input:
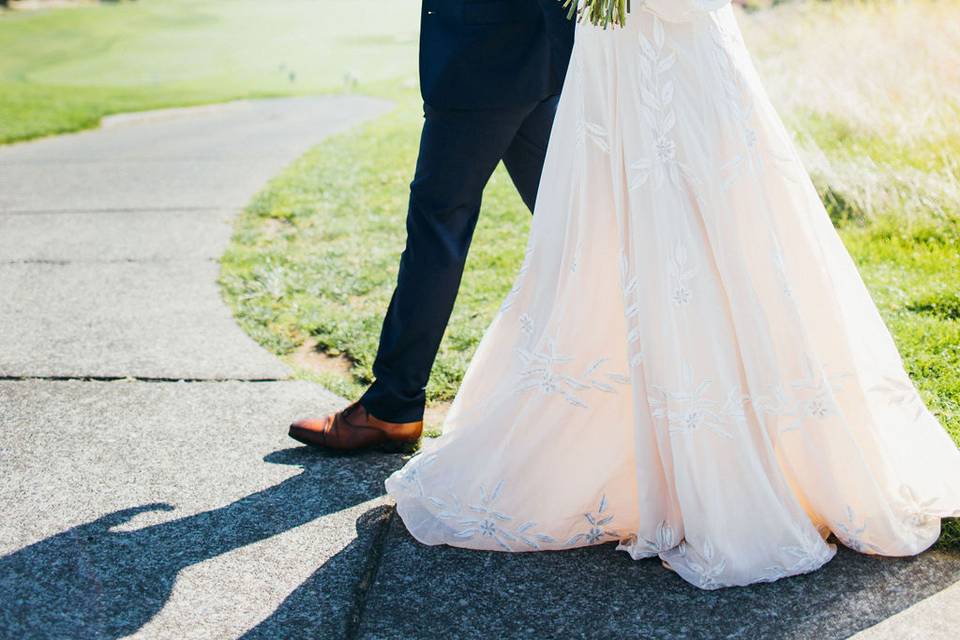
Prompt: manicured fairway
<box><xmin>0</xmin><ymin>0</ymin><xmax>420</xmax><ymax>143</ymax></box>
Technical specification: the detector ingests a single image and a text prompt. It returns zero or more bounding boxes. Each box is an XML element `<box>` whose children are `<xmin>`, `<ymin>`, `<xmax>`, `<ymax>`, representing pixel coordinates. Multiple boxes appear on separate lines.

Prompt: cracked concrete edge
<box><xmin>850</xmin><ymin>581</ymin><xmax>960</xmax><ymax>640</ymax></box>
<box><xmin>345</xmin><ymin>507</ymin><xmax>397</xmax><ymax>639</ymax></box>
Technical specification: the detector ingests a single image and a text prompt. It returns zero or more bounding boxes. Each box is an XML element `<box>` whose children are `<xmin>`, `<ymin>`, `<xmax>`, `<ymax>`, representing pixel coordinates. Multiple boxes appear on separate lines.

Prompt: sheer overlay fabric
<box><xmin>386</xmin><ymin>4</ymin><xmax>960</xmax><ymax>589</ymax></box>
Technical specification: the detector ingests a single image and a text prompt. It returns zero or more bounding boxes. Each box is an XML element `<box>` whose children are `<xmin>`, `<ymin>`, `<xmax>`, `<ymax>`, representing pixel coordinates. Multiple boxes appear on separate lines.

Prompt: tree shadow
<box><xmin>0</xmin><ymin>447</ymin><xmax>403</xmax><ymax>639</ymax></box>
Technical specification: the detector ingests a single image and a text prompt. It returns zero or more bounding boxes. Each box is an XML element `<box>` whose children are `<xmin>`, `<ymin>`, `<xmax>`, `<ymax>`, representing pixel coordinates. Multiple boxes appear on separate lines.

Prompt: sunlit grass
<box><xmin>741</xmin><ymin>0</ymin><xmax>960</xmax><ymax>230</ymax></box>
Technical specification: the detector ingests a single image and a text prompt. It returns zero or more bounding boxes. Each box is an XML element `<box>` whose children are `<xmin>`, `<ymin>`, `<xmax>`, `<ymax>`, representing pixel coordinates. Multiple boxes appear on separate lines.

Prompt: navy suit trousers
<box><xmin>360</xmin><ymin>96</ymin><xmax>560</xmax><ymax>422</ymax></box>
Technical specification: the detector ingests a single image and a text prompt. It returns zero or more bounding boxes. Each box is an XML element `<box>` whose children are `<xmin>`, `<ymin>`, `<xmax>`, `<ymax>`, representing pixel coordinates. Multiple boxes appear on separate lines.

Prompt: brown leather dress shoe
<box><xmin>289</xmin><ymin>402</ymin><xmax>422</xmax><ymax>453</ymax></box>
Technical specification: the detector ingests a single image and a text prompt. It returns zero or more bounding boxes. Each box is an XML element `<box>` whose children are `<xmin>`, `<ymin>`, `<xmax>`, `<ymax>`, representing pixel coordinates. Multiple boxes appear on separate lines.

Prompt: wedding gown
<box><xmin>385</xmin><ymin>1</ymin><xmax>960</xmax><ymax>589</ymax></box>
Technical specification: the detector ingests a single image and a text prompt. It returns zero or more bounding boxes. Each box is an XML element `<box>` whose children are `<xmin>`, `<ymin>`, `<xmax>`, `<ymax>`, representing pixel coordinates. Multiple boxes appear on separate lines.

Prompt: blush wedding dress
<box><xmin>385</xmin><ymin>0</ymin><xmax>960</xmax><ymax>589</ymax></box>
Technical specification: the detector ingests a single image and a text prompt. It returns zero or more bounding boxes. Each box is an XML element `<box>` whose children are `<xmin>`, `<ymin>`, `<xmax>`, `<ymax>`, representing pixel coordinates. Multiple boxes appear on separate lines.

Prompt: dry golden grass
<box><xmin>741</xmin><ymin>0</ymin><xmax>960</xmax><ymax>228</ymax></box>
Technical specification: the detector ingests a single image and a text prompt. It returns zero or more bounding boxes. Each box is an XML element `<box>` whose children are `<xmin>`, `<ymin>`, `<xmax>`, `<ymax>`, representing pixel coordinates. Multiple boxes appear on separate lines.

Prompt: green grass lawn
<box><xmin>220</xmin><ymin>89</ymin><xmax>529</xmax><ymax>407</ymax></box>
<box><xmin>218</xmin><ymin>1</ymin><xmax>959</xmax><ymax>547</ymax></box>
<box><xmin>0</xmin><ymin>0</ymin><xmax>420</xmax><ymax>143</ymax></box>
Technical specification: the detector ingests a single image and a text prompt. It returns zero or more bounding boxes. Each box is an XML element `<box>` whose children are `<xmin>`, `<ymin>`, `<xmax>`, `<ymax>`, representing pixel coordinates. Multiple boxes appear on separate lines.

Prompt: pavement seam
<box><xmin>346</xmin><ymin>505</ymin><xmax>396</xmax><ymax>640</ymax></box>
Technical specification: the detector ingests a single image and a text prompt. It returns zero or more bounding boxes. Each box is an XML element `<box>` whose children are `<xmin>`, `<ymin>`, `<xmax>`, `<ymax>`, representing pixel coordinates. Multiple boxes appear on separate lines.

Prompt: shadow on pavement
<box><xmin>0</xmin><ymin>447</ymin><xmax>403</xmax><ymax>639</ymax></box>
<box><xmin>355</xmin><ymin>517</ymin><xmax>960</xmax><ymax>640</ymax></box>
<box><xmin>5</xmin><ymin>443</ymin><xmax>958</xmax><ymax>639</ymax></box>
<box><xmin>241</xmin><ymin>505</ymin><xmax>392</xmax><ymax>639</ymax></box>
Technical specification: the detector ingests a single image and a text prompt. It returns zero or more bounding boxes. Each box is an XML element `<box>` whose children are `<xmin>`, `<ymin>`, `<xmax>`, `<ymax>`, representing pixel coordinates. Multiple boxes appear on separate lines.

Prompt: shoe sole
<box><xmin>288</xmin><ymin>426</ymin><xmax>418</xmax><ymax>454</ymax></box>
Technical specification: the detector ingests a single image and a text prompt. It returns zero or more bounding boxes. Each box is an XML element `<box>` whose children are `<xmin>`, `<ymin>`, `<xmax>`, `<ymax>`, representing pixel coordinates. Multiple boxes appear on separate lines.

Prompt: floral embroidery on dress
<box><xmin>834</xmin><ymin>505</ymin><xmax>884</xmax><ymax>554</ymax></box>
<box><xmin>897</xmin><ymin>485</ymin><xmax>939</xmax><ymax>529</ymax></box>
<box><xmin>566</xmin><ymin>495</ymin><xmax>624</xmax><ymax>545</ymax></box>
<box><xmin>393</xmin><ymin>451</ymin><xmax>439</xmax><ymax>498</ymax></box>
<box><xmin>868</xmin><ymin>375</ymin><xmax>926</xmax><ymax>423</ymax></box>
<box><xmin>771</xmin><ymin>246</ymin><xmax>793</xmax><ymax>299</ymax></box>
<box><xmin>754</xmin><ymin>356</ymin><xmax>851</xmax><ymax>433</ymax></box>
<box><xmin>431</xmin><ymin>480</ymin><xmax>557</xmax><ymax>552</ymax></box>
<box><xmin>618</xmin><ymin>251</ymin><xmax>646</xmax><ymax>370</ymax></box>
<box><xmin>668</xmin><ymin>241</ymin><xmax>697</xmax><ymax>306</ymax></box>
<box><xmin>676</xmin><ymin>538</ymin><xmax>727</xmax><ymax>589</ymax></box>
<box><xmin>574</xmin><ymin>46</ymin><xmax>610</xmax><ymax>155</ymax></box>
<box><xmin>499</xmin><ymin>242</ymin><xmax>535</xmax><ymax>314</ymax></box>
<box><xmin>574</xmin><ymin>46</ymin><xmax>587</xmax><ymax>152</ymax></box>
<box><xmin>649</xmin><ymin>364</ymin><xmax>747</xmax><ymax>439</ymax></box>
<box><xmin>516</xmin><ymin>337</ymin><xmax>630</xmax><ymax>409</ymax></box>
<box><xmin>570</xmin><ymin>234</ymin><xmax>583</xmax><ymax>274</ymax></box>
<box><xmin>619</xmin><ymin>252</ymin><xmax>641</xmax><ymax>331</ymax></box>
<box><xmin>620</xmin><ymin>252</ymin><xmax>644</xmax><ymax>343</ymax></box>
<box><xmin>519</xmin><ymin>313</ymin><xmax>535</xmax><ymax>336</ymax></box>
<box><xmin>758</xmin><ymin>526</ymin><xmax>834</xmax><ymax>582</ymax></box>
<box><xmin>630</xmin><ymin>16</ymin><xmax>697</xmax><ymax>194</ymax></box>
<box><xmin>707</xmin><ymin>16</ymin><xmax>763</xmax><ymax>189</ymax></box>
<box><xmin>649</xmin><ymin>520</ymin><xmax>682</xmax><ymax>552</ymax></box>
<box><xmin>620</xmin><ymin>519</ymin><xmax>681</xmax><ymax>557</ymax></box>
<box><xmin>586</xmin><ymin>122</ymin><xmax>611</xmax><ymax>154</ymax></box>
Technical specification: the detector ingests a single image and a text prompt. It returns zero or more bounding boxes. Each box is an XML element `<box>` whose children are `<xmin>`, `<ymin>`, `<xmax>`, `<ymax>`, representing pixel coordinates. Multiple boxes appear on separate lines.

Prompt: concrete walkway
<box><xmin>1</xmin><ymin>97</ymin><xmax>958</xmax><ymax>639</ymax></box>
<box><xmin>0</xmin><ymin>97</ymin><xmax>400</xmax><ymax>638</ymax></box>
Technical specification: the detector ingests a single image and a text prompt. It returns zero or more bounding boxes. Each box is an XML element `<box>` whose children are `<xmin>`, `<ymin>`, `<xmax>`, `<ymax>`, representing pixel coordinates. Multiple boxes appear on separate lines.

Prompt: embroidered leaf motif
<box><xmin>753</xmin><ymin>356</ymin><xmax>850</xmax><ymax>433</ymax></box>
<box><xmin>585</xmin><ymin>122</ymin><xmax>610</xmax><ymax>153</ymax></box>
<box><xmin>868</xmin><ymin>376</ymin><xmax>926</xmax><ymax>422</ymax></box>
<box><xmin>516</xmin><ymin>338</ymin><xmax>628</xmax><ymax>409</ymax></box>
<box><xmin>567</xmin><ymin>495</ymin><xmax>623</xmax><ymax>546</ymax></box>
<box><xmin>429</xmin><ymin>481</ymin><xmax>556</xmax><ymax>551</ymax></box>
<box><xmin>649</xmin><ymin>363</ymin><xmax>745</xmax><ymax>439</ymax></box>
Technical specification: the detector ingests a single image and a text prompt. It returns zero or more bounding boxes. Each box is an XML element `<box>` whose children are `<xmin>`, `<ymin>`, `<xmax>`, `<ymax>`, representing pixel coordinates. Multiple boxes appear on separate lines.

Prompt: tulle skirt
<box><xmin>385</xmin><ymin>6</ymin><xmax>960</xmax><ymax>589</ymax></box>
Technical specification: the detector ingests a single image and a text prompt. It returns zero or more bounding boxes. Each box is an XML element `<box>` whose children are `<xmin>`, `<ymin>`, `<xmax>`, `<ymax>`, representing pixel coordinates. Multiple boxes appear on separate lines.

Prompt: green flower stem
<box><xmin>561</xmin><ymin>0</ymin><xmax>631</xmax><ymax>28</ymax></box>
